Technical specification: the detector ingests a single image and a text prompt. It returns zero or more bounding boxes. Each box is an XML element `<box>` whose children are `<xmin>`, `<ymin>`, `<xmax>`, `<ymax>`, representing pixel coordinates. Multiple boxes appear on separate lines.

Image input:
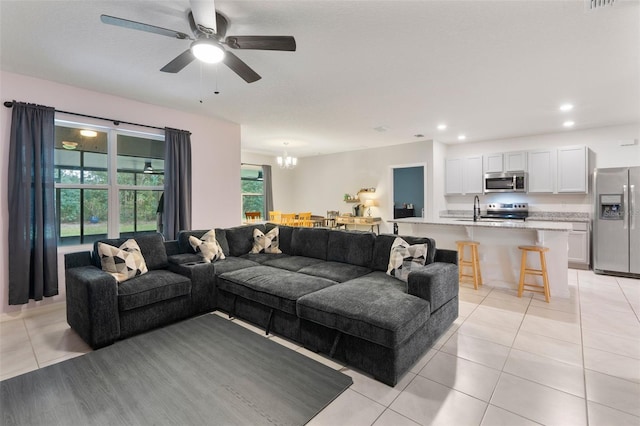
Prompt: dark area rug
<box><xmin>1</xmin><ymin>314</ymin><xmax>352</xmax><ymax>425</ymax></box>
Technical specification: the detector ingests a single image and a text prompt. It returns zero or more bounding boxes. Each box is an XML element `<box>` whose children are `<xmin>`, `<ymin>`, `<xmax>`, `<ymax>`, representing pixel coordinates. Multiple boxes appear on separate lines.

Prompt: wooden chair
<box><xmin>245</xmin><ymin>211</ymin><xmax>262</xmax><ymax>222</ymax></box>
<box><xmin>280</xmin><ymin>213</ymin><xmax>297</xmax><ymax>226</ymax></box>
<box><xmin>269</xmin><ymin>210</ymin><xmax>282</xmax><ymax>223</ymax></box>
<box><xmin>297</xmin><ymin>212</ymin><xmax>312</xmax><ymax>227</ymax></box>
<box><xmin>325</xmin><ymin>210</ymin><xmax>339</xmax><ymax>228</ymax></box>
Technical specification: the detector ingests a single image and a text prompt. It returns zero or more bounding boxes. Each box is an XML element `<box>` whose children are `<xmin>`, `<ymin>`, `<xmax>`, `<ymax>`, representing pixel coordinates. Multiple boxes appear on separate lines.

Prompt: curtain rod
<box><xmin>241</xmin><ymin>162</ymin><xmax>267</xmax><ymax>167</ymax></box>
<box><xmin>3</xmin><ymin>100</ymin><xmax>188</xmax><ymax>133</ymax></box>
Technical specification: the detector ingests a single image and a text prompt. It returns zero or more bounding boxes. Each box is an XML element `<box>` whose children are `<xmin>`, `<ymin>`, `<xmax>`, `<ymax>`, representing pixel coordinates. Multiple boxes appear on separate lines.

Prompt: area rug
<box><xmin>1</xmin><ymin>314</ymin><xmax>352</xmax><ymax>425</ymax></box>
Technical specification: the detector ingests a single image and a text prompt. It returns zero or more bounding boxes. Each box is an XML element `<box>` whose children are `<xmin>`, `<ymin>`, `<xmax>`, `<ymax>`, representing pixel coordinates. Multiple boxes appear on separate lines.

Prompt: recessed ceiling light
<box><xmin>559</xmin><ymin>103</ymin><xmax>574</xmax><ymax>112</ymax></box>
<box><xmin>457</xmin><ymin>134</ymin><xmax>466</xmax><ymax>141</ymax></box>
<box><xmin>437</xmin><ymin>124</ymin><xmax>447</xmax><ymax>131</ymax></box>
<box><xmin>80</xmin><ymin>129</ymin><xmax>97</xmax><ymax>137</ymax></box>
<box><xmin>373</xmin><ymin>126</ymin><xmax>389</xmax><ymax>132</ymax></box>
<box><xmin>563</xmin><ymin>121</ymin><xmax>575</xmax><ymax>128</ymax></box>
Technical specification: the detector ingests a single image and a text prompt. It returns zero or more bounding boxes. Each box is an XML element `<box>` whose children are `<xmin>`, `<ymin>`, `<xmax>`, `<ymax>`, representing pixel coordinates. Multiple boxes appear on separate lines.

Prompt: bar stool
<box><xmin>517</xmin><ymin>245</ymin><xmax>550</xmax><ymax>302</ymax></box>
<box><xmin>456</xmin><ymin>241</ymin><xmax>483</xmax><ymax>290</ymax></box>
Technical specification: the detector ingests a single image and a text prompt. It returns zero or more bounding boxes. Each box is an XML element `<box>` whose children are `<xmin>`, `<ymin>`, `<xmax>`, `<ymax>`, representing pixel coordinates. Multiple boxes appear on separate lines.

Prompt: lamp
<box><xmin>276</xmin><ymin>142</ymin><xmax>297</xmax><ymax>169</ymax></box>
<box><xmin>364</xmin><ymin>199</ymin><xmax>377</xmax><ymax>216</ymax></box>
<box><xmin>143</xmin><ymin>161</ymin><xmax>153</xmax><ymax>174</ymax></box>
<box><xmin>191</xmin><ymin>38</ymin><xmax>225</xmax><ymax>64</ymax></box>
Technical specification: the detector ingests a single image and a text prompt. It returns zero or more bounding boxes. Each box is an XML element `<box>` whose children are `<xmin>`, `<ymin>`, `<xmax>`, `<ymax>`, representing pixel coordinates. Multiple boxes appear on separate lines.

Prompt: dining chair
<box><xmin>269</xmin><ymin>210</ymin><xmax>282</xmax><ymax>223</ymax></box>
<box><xmin>325</xmin><ymin>210</ymin><xmax>339</xmax><ymax>228</ymax></box>
<box><xmin>280</xmin><ymin>213</ymin><xmax>297</xmax><ymax>226</ymax></box>
<box><xmin>297</xmin><ymin>212</ymin><xmax>312</xmax><ymax>227</ymax></box>
<box><xmin>245</xmin><ymin>211</ymin><xmax>262</xmax><ymax>222</ymax></box>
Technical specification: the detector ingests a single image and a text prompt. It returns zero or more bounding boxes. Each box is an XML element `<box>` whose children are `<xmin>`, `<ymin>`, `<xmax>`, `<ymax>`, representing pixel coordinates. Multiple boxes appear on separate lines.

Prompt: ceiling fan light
<box><xmin>191</xmin><ymin>39</ymin><xmax>225</xmax><ymax>63</ymax></box>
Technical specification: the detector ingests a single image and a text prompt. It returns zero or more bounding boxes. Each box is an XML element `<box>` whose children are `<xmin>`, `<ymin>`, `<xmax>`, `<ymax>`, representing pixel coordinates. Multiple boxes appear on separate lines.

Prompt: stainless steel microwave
<box><xmin>484</xmin><ymin>172</ymin><xmax>527</xmax><ymax>193</ymax></box>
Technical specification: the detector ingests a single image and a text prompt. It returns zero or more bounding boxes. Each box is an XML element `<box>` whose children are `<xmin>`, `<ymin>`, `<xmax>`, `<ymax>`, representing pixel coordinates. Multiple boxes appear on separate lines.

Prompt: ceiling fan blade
<box><xmin>216</xmin><ymin>12</ymin><xmax>229</xmax><ymax>39</ymax></box>
<box><xmin>225</xmin><ymin>36</ymin><xmax>296</xmax><ymax>51</ymax></box>
<box><xmin>189</xmin><ymin>0</ymin><xmax>217</xmax><ymax>35</ymax></box>
<box><xmin>160</xmin><ymin>49</ymin><xmax>196</xmax><ymax>73</ymax></box>
<box><xmin>223</xmin><ymin>51</ymin><xmax>261</xmax><ymax>83</ymax></box>
<box><xmin>100</xmin><ymin>15</ymin><xmax>192</xmax><ymax>40</ymax></box>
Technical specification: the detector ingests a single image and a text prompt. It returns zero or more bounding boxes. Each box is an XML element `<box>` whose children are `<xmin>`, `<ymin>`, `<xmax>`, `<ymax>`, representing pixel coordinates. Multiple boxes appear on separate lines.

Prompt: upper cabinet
<box><xmin>557</xmin><ymin>146</ymin><xmax>588</xmax><ymax>193</ymax></box>
<box><xmin>527</xmin><ymin>149</ymin><xmax>556</xmax><ymax>193</ymax></box>
<box><xmin>445</xmin><ymin>156</ymin><xmax>483</xmax><ymax>195</ymax></box>
<box><xmin>484</xmin><ymin>151</ymin><xmax>527</xmax><ymax>173</ymax></box>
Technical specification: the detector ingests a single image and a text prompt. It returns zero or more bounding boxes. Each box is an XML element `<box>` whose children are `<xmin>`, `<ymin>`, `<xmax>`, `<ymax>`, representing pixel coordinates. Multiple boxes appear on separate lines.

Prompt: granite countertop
<box><xmin>439</xmin><ymin>210</ymin><xmax>591</xmax><ymax>223</ymax></box>
<box><xmin>389</xmin><ymin>217</ymin><xmax>573</xmax><ymax>231</ymax></box>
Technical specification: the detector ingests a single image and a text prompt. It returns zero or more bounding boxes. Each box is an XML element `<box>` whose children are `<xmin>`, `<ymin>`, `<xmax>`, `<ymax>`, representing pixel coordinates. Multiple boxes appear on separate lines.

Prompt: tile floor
<box><xmin>1</xmin><ymin>269</ymin><xmax>639</xmax><ymax>425</ymax></box>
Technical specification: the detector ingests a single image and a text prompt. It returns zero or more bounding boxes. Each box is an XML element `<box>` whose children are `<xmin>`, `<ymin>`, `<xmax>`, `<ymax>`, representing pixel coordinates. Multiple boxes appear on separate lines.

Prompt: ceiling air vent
<box><xmin>585</xmin><ymin>0</ymin><xmax>615</xmax><ymax>10</ymax></box>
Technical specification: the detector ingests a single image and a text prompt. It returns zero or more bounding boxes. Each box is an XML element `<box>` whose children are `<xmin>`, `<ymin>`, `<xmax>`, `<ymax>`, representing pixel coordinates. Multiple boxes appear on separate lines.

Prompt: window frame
<box><xmin>240</xmin><ymin>165</ymin><xmax>265</xmax><ymax>220</ymax></box>
<box><xmin>54</xmin><ymin>120</ymin><xmax>165</xmax><ymax>248</ymax></box>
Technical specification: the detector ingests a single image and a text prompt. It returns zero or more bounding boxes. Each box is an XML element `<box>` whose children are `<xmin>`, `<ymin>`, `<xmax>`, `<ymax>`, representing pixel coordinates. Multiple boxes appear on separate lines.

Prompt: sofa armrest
<box><xmin>407</xmin><ymin>262</ymin><xmax>459</xmax><ymax>312</ymax></box>
<box><xmin>65</xmin><ymin>266</ymin><xmax>120</xmax><ymax>348</ymax></box>
<box><xmin>435</xmin><ymin>248</ymin><xmax>458</xmax><ymax>265</ymax></box>
<box><xmin>164</xmin><ymin>240</ymin><xmax>181</xmax><ymax>256</ymax></box>
<box><xmin>168</xmin><ymin>261</ymin><xmax>217</xmax><ymax>314</ymax></box>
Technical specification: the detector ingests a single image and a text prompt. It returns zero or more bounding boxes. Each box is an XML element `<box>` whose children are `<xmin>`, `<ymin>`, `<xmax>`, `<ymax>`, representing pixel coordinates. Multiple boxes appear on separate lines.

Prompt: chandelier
<box><xmin>276</xmin><ymin>142</ymin><xmax>297</xmax><ymax>169</ymax></box>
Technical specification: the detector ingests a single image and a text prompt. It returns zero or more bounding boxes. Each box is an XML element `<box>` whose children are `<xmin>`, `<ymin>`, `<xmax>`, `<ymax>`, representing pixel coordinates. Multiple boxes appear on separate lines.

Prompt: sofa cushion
<box><xmin>327</xmin><ymin>230</ymin><xmax>376</xmax><ymax>268</ymax></box>
<box><xmin>262</xmin><ymin>255</ymin><xmax>324</xmax><ymax>272</ymax></box>
<box><xmin>298</xmin><ymin>261</ymin><xmax>372</xmax><ymax>283</ymax></box>
<box><xmin>251</xmin><ymin>227</ymin><xmax>282</xmax><ymax>254</ymax></box>
<box><xmin>117</xmin><ymin>270</ymin><xmax>191</xmax><ymax>311</ymax></box>
<box><xmin>97</xmin><ymin>239</ymin><xmax>148</xmax><ymax>283</ymax></box>
<box><xmin>225</xmin><ymin>224</ymin><xmax>266</xmax><ymax>257</ymax></box>
<box><xmin>387</xmin><ymin>237</ymin><xmax>429</xmax><ymax>282</ymax></box>
<box><xmin>176</xmin><ymin>229</ymin><xmax>229</xmax><ymax>257</ymax></box>
<box><xmin>291</xmin><ymin>228</ymin><xmax>329</xmax><ymax>260</ymax></box>
<box><xmin>266</xmin><ymin>223</ymin><xmax>294</xmax><ymax>254</ymax></box>
<box><xmin>218</xmin><ymin>265</ymin><xmax>338</xmax><ymax>314</ymax></box>
<box><xmin>371</xmin><ymin>234</ymin><xmax>436</xmax><ymax>272</ymax></box>
<box><xmin>297</xmin><ymin>271</ymin><xmax>431</xmax><ymax>348</ymax></box>
<box><xmin>212</xmin><ymin>257</ymin><xmax>261</xmax><ymax>275</ymax></box>
<box><xmin>93</xmin><ymin>232</ymin><xmax>168</xmax><ymax>270</ymax></box>
<box><xmin>240</xmin><ymin>252</ymin><xmax>291</xmax><ymax>264</ymax></box>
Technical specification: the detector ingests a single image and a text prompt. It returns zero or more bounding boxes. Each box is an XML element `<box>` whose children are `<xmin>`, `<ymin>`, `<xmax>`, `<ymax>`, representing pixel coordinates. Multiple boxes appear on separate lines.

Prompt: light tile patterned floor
<box><xmin>1</xmin><ymin>270</ymin><xmax>639</xmax><ymax>425</ymax></box>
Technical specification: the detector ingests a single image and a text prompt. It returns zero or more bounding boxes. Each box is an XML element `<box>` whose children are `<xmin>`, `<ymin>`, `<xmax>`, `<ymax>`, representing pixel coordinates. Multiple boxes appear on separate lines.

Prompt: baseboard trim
<box><xmin>0</xmin><ymin>302</ymin><xmax>66</xmax><ymax>323</ymax></box>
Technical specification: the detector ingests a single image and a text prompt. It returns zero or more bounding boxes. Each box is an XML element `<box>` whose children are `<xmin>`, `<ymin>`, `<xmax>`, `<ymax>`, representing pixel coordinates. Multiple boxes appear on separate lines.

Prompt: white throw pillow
<box><xmin>189</xmin><ymin>229</ymin><xmax>225</xmax><ymax>262</ymax></box>
<box><xmin>386</xmin><ymin>237</ymin><xmax>428</xmax><ymax>282</ymax></box>
<box><xmin>97</xmin><ymin>239</ymin><xmax>148</xmax><ymax>283</ymax></box>
<box><xmin>251</xmin><ymin>227</ymin><xmax>282</xmax><ymax>254</ymax></box>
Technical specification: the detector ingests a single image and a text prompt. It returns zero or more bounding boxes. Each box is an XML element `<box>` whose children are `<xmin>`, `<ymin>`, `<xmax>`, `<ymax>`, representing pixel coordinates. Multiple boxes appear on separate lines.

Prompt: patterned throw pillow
<box><xmin>251</xmin><ymin>227</ymin><xmax>282</xmax><ymax>254</ymax></box>
<box><xmin>189</xmin><ymin>229</ymin><xmax>226</xmax><ymax>263</ymax></box>
<box><xmin>386</xmin><ymin>237</ymin><xmax>428</xmax><ymax>282</ymax></box>
<box><xmin>97</xmin><ymin>239</ymin><xmax>148</xmax><ymax>283</ymax></box>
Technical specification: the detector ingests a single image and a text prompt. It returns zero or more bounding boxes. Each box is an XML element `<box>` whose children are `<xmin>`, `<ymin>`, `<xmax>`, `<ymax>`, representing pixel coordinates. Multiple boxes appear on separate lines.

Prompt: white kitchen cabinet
<box><xmin>504</xmin><ymin>151</ymin><xmax>527</xmax><ymax>172</ymax></box>
<box><xmin>484</xmin><ymin>153</ymin><xmax>503</xmax><ymax>173</ymax></box>
<box><xmin>484</xmin><ymin>151</ymin><xmax>527</xmax><ymax>173</ymax></box>
<box><xmin>567</xmin><ymin>221</ymin><xmax>590</xmax><ymax>269</ymax></box>
<box><xmin>557</xmin><ymin>146</ymin><xmax>588</xmax><ymax>193</ymax></box>
<box><xmin>445</xmin><ymin>156</ymin><xmax>483</xmax><ymax>195</ymax></box>
<box><xmin>527</xmin><ymin>149</ymin><xmax>556</xmax><ymax>193</ymax></box>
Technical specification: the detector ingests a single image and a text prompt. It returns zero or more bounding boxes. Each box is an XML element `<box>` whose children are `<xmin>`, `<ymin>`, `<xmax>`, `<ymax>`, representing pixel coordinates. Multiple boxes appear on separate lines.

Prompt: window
<box><xmin>241</xmin><ymin>166</ymin><xmax>264</xmax><ymax>219</ymax></box>
<box><xmin>54</xmin><ymin>122</ymin><xmax>164</xmax><ymax>246</ymax></box>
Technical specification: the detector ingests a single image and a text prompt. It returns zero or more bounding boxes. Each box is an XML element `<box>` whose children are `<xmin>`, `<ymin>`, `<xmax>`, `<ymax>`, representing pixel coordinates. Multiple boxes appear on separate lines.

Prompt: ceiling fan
<box><xmin>100</xmin><ymin>0</ymin><xmax>296</xmax><ymax>83</ymax></box>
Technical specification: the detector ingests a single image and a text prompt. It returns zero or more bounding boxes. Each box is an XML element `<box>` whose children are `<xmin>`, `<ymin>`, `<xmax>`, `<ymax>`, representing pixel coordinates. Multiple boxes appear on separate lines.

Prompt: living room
<box><xmin>1</xmin><ymin>1</ymin><xmax>639</xmax><ymax>425</ymax></box>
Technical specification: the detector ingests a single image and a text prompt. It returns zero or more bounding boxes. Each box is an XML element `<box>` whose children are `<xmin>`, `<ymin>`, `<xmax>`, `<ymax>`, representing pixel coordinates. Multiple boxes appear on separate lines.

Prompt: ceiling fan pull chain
<box><xmin>214</xmin><ymin>63</ymin><xmax>220</xmax><ymax>95</ymax></box>
<box><xmin>199</xmin><ymin>62</ymin><xmax>203</xmax><ymax>104</ymax></box>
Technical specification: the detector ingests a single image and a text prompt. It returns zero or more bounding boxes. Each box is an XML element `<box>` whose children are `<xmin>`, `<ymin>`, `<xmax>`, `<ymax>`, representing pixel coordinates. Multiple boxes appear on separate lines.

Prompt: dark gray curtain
<box><xmin>8</xmin><ymin>102</ymin><xmax>58</xmax><ymax>304</ymax></box>
<box><xmin>262</xmin><ymin>165</ymin><xmax>274</xmax><ymax>215</ymax></box>
<box><xmin>164</xmin><ymin>128</ymin><xmax>192</xmax><ymax>240</ymax></box>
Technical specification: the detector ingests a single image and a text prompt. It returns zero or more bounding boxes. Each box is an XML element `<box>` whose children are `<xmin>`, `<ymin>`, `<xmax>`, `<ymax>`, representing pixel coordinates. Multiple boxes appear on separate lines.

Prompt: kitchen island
<box><xmin>389</xmin><ymin>218</ymin><xmax>573</xmax><ymax>298</ymax></box>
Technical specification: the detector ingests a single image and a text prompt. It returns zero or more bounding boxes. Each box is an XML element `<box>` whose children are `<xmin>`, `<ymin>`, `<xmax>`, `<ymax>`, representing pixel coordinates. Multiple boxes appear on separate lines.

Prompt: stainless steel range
<box><xmin>482</xmin><ymin>203</ymin><xmax>529</xmax><ymax>221</ymax></box>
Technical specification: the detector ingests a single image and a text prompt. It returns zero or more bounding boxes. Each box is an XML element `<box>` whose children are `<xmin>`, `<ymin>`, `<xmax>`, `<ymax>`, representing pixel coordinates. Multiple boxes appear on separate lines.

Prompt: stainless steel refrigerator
<box><xmin>593</xmin><ymin>167</ymin><xmax>640</xmax><ymax>276</ymax></box>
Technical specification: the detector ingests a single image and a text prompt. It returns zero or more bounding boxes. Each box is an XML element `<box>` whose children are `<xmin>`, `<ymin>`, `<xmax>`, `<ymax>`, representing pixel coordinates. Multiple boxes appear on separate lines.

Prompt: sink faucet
<box><xmin>473</xmin><ymin>195</ymin><xmax>481</xmax><ymax>222</ymax></box>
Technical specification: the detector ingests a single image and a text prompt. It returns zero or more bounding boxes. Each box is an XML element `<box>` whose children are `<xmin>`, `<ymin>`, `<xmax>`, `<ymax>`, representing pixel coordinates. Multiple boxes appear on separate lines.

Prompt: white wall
<box><xmin>444</xmin><ymin>124</ymin><xmax>640</xmax><ymax>213</ymax></box>
<box><xmin>0</xmin><ymin>71</ymin><xmax>241</xmax><ymax>316</ymax></box>
<box><xmin>260</xmin><ymin>141</ymin><xmax>436</xmax><ymax>234</ymax></box>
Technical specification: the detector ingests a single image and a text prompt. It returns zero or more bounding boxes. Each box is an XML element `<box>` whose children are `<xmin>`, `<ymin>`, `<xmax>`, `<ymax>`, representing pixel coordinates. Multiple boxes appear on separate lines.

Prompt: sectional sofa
<box><xmin>65</xmin><ymin>224</ymin><xmax>459</xmax><ymax>386</ymax></box>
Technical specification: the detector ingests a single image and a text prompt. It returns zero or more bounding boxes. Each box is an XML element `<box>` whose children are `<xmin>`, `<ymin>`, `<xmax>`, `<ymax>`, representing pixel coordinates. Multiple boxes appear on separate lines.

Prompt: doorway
<box><xmin>391</xmin><ymin>164</ymin><xmax>426</xmax><ymax>219</ymax></box>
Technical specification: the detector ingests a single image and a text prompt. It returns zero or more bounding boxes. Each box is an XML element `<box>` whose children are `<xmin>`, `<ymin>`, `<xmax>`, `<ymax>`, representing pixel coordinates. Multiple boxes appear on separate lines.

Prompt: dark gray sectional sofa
<box><xmin>65</xmin><ymin>224</ymin><xmax>459</xmax><ymax>386</ymax></box>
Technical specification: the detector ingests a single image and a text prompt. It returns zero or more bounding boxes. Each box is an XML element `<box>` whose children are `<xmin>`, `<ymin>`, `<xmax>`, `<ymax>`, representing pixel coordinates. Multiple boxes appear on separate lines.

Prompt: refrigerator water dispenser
<box><xmin>599</xmin><ymin>194</ymin><xmax>623</xmax><ymax>220</ymax></box>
